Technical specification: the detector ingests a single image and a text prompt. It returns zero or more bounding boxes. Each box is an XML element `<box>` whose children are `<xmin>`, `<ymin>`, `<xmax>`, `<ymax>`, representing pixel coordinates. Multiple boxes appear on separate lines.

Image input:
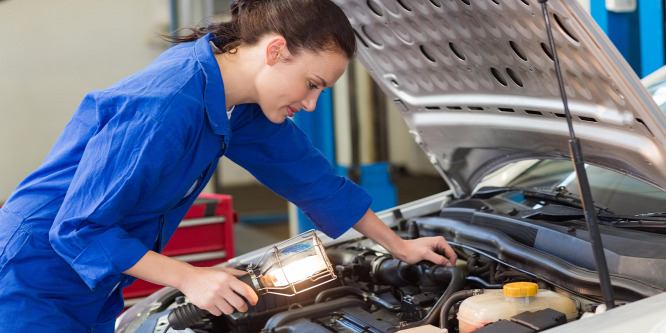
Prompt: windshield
<box><xmin>498</xmin><ymin>159</ymin><xmax>666</xmax><ymax>216</ymax></box>
<box><xmin>646</xmin><ymin>79</ymin><xmax>666</xmax><ymax>114</ymax></box>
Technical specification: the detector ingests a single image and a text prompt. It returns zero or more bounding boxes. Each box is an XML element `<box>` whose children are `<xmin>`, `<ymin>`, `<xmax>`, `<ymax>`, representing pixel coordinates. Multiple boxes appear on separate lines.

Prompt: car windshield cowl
<box><xmin>473</xmin><ymin>186</ymin><xmax>666</xmax><ymax>232</ymax></box>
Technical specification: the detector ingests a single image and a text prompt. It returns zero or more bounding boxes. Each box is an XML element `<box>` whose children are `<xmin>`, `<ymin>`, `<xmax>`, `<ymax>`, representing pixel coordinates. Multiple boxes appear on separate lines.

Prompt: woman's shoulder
<box><xmin>94</xmin><ymin>45</ymin><xmax>207</xmax><ymax>118</ymax></box>
<box><xmin>110</xmin><ymin>44</ymin><xmax>204</xmax><ymax>99</ymax></box>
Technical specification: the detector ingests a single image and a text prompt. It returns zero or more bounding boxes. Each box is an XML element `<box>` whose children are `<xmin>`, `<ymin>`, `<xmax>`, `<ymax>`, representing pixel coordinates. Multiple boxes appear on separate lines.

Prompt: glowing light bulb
<box><xmin>268</xmin><ymin>255</ymin><xmax>328</xmax><ymax>287</ymax></box>
<box><xmin>247</xmin><ymin>230</ymin><xmax>336</xmax><ymax>296</ymax></box>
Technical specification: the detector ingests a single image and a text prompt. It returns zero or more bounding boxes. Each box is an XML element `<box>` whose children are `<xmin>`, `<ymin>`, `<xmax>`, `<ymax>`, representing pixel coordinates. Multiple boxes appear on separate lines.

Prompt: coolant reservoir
<box><xmin>457</xmin><ymin>282</ymin><xmax>577</xmax><ymax>333</ymax></box>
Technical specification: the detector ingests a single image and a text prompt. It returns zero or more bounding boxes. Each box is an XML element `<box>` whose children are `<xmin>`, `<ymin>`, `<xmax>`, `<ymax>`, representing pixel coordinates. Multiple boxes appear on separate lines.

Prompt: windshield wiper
<box><xmin>635</xmin><ymin>212</ymin><xmax>666</xmax><ymax>218</ymax></box>
<box><xmin>474</xmin><ymin>185</ymin><xmax>608</xmax><ymax>212</ymax></box>
<box><xmin>476</xmin><ymin>186</ymin><xmax>666</xmax><ymax>229</ymax></box>
<box><xmin>598</xmin><ymin>211</ymin><xmax>666</xmax><ymax>229</ymax></box>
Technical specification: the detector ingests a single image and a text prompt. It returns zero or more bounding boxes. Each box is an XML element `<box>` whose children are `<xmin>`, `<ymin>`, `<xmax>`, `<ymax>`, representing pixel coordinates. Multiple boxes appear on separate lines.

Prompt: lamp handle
<box><xmin>167</xmin><ymin>273</ymin><xmax>255</xmax><ymax>329</ymax></box>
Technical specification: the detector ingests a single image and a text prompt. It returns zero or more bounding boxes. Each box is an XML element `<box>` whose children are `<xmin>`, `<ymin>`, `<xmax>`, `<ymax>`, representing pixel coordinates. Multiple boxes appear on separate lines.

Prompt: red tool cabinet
<box><xmin>122</xmin><ymin>193</ymin><xmax>237</xmax><ymax>307</ymax></box>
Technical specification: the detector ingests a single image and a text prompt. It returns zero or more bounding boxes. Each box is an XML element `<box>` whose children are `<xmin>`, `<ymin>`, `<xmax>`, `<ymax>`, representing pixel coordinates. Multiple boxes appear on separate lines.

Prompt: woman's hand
<box><xmin>389</xmin><ymin>236</ymin><xmax>457</xmax><ymax>267</ymax></box>
<box><xmin>177</xmin><ymin>266</ymin><xmax>259</xmax><ymax>316</ymax></box>
<box><xmin>353</xmin><ymin>209</ymin><xmax>457</xmax><ymax>266</ymax></box>
<box><xmin>124</xmin><ymin>251</ymin><xmax>258</xmax><ymax>316</ymax></box>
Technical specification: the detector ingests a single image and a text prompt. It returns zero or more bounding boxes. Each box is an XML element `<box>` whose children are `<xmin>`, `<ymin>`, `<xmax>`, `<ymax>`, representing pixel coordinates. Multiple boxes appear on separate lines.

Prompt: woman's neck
<box><xmin>215</xmin><ymin>47</ymin><xmax>260</xmax><ymax>109</ymax></box>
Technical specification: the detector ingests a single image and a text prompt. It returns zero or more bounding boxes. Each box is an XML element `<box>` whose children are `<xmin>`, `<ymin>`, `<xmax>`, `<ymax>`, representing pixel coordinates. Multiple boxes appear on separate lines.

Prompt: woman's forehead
<box><xmin>298</xmin><ymin>50</ymin><xmax>349</xmax><ymax>86</ymax></box>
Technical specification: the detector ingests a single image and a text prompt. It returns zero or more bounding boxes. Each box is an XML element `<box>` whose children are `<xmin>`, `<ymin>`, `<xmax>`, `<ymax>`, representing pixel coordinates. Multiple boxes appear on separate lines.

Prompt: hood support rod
<box><xmin>538</xmin><ymin>0</ymin><xmax>615</xmax><ymax>309</ymax></box>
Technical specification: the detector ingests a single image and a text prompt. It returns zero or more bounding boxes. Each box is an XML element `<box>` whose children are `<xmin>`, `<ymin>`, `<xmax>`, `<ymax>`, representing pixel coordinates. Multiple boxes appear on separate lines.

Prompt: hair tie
<box><xmin>209</xmin><ymin>41</ymin><xmax>223</xmax><ymax>54</ymax></box>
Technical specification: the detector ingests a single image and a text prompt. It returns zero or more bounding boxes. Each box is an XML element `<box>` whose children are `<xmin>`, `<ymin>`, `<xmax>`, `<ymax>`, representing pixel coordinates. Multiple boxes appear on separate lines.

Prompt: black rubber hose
<box><xmin>314</xmin><ymin>286</ymin><xmax>363</xmax><ymax>304</ymax></box>
<box><xmin>263</xmin><ymin>296</ymin><xmax>366</xmax><ymax>332</ymax></box>
<box><xmin>167</xmin><ymin>303</ymin><xmax>210</xmax><ymax>330</ymax></box>
<box><xmin>374</xmin><ymin>257</ymin><xmax>420</xmax><ymax>287</ymax></box>
<box><xmin>389</xmin><ymin>266</ymin><xmax>465</xmax><ymax>332</ymax></box>
<box><xmin>465</xmin><ymin>276</ymin><xmax>504</xmax><ymax>289</ymax></box>
<box><xmin>314</xmin><ymin>286</ymin><xmax>400</xmax><ymax>311</ymax></box>
<box><xmin>439</xmin><ymin>289</ymin><xmax>483</xmax><ymax>331</ymax></box>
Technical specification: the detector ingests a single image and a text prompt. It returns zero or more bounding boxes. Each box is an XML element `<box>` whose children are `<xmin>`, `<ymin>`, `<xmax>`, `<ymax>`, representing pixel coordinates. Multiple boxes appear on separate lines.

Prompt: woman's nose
<box><xmin>302</xmin><ymin>92</ymin><xmax>319</xmax><ymax>112</ymax></box>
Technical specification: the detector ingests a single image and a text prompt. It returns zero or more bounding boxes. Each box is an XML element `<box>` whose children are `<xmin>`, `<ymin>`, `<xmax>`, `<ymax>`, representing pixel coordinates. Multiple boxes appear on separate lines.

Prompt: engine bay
<box><xmin>126</xmin><ymin>202</ymin><xmax>666</xmax><ymax>333</ymax></box>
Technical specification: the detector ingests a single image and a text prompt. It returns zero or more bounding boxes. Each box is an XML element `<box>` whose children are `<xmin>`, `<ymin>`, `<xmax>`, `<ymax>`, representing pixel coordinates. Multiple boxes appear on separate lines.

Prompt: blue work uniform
<box><xmin>0</xmin><ymin>33</ymin><xmax>371</xmax><ymax>332</ymax></box>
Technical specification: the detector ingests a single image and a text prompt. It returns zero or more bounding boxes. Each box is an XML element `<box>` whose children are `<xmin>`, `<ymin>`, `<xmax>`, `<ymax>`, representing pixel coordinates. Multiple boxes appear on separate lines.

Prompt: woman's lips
<box><xmin>286</xmin><ymin>106</ymin><xmax>299</xmax><ymax>117</ymax></box>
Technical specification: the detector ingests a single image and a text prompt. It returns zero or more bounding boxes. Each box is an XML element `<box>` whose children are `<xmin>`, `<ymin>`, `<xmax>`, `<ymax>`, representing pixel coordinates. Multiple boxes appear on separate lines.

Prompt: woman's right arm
<box><xmin>124</xmin><ymin>251</ymin><xmax>258</xmax><ymax>315</ymax></box>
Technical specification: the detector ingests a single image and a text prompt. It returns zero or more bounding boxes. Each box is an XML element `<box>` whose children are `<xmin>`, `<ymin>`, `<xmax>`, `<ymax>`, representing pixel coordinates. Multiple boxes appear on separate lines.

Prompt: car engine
<box><xmin>124</xmin><ymin>194</ymin><xmax>666</xmax><ymax>333</ymax></box>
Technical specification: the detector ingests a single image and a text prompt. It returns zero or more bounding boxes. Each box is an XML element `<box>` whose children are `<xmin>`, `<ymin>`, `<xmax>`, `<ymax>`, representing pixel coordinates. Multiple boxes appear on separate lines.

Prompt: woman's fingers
<box><xmin>398</xmin><ymin>236</ymin><xmax>458</xmax><ymax>266</ymax></box>
<box><xmin>434</xmin><ymin>236</ymin><xmax>458</xmax><ymax>265</ymax></box>
<box><xmin>230</xmin><ymin>275</ymin><xmax>259</xmax><ymax>306</ymax></box>
<box><xmin>225</xmin><ymin>292</ymin><xmax>249</xmax><ymax>313</ymax></box>
<box><xmin>216</xmin><ymin>301</ymin><xmax>235</xmax><ymax>315</ymax></box>
<box><xmin>423</xmin><ymin>247</ymin><xmax>451</xmax><ymax>266</ymax></box>
<box><xmin>183</xmin><ymin>267</ymin><xmax>260</xmax><ymax>316</ymax></box>
<box><xmin>204</xmin><ymin>292</ymin><xmax>247</xmax><ymax>315</ymax></box>
<box><xmin>205</xmin><ymin>303</ymin><xmax>223</xmax><ymax>316</ymax></box>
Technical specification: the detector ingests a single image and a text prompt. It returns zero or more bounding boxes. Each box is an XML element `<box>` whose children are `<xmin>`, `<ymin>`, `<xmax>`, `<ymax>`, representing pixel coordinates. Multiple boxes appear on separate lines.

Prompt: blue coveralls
<box><xmin>0</xmin><ymin>33</ymin><xmax>371</xmax><ymax>332</ymax></box>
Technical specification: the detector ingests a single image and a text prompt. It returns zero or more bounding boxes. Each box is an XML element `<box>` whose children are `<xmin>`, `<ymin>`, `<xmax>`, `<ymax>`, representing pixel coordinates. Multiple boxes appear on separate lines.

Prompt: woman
<box><xmin>0</xmin><ymin>0</ymin><xmax>456</xmax><ymax>331</ymax></box>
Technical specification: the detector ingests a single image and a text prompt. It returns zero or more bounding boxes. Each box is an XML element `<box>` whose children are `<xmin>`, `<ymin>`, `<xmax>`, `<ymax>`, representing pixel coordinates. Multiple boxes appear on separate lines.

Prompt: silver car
<box><xmin>116</xmin><ymin>1</ymin><xmax>666</xmax><ymax>332</ymax></box>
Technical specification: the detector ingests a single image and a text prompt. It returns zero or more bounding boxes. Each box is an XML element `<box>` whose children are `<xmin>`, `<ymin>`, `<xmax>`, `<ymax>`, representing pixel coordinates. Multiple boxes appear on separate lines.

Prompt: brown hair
<box><xmin>164</xmin><ymin>0</ymin><xmax>356</xmax><ymax>59</ymax></box>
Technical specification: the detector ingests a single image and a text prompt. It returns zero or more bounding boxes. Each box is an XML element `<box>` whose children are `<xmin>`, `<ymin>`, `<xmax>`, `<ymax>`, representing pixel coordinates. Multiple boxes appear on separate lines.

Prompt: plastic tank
<box><xmin>457</xmin><ymin>282</ymin><xmax>577</xmax><ymax>333</ymax></box>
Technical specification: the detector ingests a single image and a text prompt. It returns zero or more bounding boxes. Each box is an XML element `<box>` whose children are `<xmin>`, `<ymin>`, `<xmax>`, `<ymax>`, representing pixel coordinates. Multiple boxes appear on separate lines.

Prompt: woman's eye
<box><xmin>308</xmin><ymin>81</ymin><xmax>319</xmax><ymax>90</ymax></box>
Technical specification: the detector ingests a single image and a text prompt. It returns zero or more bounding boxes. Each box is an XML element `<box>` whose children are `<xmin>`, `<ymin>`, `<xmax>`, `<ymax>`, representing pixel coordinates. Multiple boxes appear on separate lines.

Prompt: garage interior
<box><xmin>0</xmin><ymin>0</ymin><xmax>453</xmax><ymax>256</ymax></box>
<box><xmin>1</xmin><ymin>0</ymin><xmax>664</xmax><ymax>328</ymax></box>
<box><xmin>1</xmin><ymin>0</ymin><xmax>661</xmax><ymax>244</ymax></box>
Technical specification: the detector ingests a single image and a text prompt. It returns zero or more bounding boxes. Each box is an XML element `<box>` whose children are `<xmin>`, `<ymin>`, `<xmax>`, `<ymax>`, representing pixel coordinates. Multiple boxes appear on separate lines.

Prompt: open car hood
<box><xmin>333</xmin><ymin>0</ymin><xmax>666</xmax><ymax>197</ymax></box>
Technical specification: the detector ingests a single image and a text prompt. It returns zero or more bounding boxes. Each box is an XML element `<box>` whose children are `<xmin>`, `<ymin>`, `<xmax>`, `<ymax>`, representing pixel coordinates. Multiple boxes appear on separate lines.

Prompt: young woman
<box><xmin>0</xmin><ymin>0</ymin><xmax>456</xmax><ymax>331</ymax></box>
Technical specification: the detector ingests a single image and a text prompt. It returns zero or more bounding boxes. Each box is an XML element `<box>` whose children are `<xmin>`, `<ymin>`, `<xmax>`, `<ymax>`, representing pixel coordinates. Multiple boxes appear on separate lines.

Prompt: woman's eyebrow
<box><xmin>315</xmin><ymin>75</ymin><xmax>328</xmax><ymax>88</ymax></box>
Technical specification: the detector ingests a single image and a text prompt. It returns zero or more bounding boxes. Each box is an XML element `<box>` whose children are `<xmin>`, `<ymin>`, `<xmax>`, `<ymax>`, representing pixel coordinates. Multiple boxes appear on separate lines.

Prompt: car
<box><xmin>116</xmin><ymin>1</ymin><xmax>666</xmax><ymax>332</ymax></box>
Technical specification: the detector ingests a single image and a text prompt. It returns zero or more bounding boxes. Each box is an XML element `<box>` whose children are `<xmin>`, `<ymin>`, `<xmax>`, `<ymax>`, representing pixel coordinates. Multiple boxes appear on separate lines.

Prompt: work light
<box><xmin>167</xmin><ymin>230</ymin><xmax>336</xmax><ymax>330</ymax></box>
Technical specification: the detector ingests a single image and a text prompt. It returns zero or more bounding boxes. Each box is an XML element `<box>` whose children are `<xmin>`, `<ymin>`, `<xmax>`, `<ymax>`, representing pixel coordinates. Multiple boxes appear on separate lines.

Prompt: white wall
<box><xmin>386</xmin><ymin>101</ymin><xmax>439</xmax><ymax>176</ymax></box>
<box><xmin>0</xmin><ymin>0</ymin><xmax>450</xmax><ymax>203</ymax></box>
<box><xmin>577</xmin><ymin>0</ymin><xmax>591</xmax><ymax>13</ymax></box>
<box><xmin>0</xmin><ymin>0</ymin><xmax>259</xmax><ymax>202</ymax></box>
<box><xmin>0</xmin><ymin>0</ymin><xmax>163</xmax><ymax>201</ymax></box>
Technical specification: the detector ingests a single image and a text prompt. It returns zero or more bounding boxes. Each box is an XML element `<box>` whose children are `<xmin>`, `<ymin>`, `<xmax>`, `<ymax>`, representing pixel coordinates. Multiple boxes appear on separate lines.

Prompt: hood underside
<box><xmin>333</xmin><ymin>0</ymin><xmax>666</xmax><ymax>197</ymax></box>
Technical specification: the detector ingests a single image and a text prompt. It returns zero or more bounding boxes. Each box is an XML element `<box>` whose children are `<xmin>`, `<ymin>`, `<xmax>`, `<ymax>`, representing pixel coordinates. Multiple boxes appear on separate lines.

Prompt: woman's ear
<box><xmin>265</xmin><ymin>36</ymin><xmax>288</xmax><ymax>66</ymax></box>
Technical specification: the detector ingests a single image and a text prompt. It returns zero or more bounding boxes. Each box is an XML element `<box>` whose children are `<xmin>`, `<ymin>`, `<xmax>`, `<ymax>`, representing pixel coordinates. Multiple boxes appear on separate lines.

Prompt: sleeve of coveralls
<box><xmin>49</xmin><ymin>102</ymin><xmax>186</xmax><ymax>291</ymax></box>
<box><xmin>225</xmin><ymin>113</ymin><xmax>372</xmax><ymax>239</ymax></box>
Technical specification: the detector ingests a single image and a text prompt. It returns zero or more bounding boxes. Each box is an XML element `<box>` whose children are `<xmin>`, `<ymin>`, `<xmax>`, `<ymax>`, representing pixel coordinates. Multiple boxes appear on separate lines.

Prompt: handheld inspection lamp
<box><xmin>167</xmin><ymin>229</ymin><xmax>336</xmax><ymax>330</ymax></box>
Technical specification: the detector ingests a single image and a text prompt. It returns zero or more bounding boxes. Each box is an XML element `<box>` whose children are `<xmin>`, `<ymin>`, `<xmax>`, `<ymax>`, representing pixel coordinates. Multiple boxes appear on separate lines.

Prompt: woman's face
<box><xmin>255</xmin><ymin>46</ymin><xmax>349</xmax><ymax>124</ymax></box>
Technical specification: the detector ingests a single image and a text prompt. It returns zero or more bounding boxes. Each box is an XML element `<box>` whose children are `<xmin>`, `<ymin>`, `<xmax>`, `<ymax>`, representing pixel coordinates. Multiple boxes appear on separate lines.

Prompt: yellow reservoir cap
<box><xmin>503</xmin><ymin>282</ymin><xmax>538</xmax><ymax>297</ymax></box>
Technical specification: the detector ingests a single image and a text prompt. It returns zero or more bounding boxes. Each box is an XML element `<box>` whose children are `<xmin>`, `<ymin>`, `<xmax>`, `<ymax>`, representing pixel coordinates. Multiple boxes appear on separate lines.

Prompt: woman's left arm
<box><xmin>352</xmin><ymin>209</ymin><xmax>457</xmax><ymax>266</ymax></box>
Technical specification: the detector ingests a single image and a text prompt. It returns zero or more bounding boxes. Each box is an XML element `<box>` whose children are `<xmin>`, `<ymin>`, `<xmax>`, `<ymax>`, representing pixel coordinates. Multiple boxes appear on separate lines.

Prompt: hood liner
<box><xmin>333</xmin><ymin>0</ymin><xmax>666</xmax><ymax>197</ymax></box>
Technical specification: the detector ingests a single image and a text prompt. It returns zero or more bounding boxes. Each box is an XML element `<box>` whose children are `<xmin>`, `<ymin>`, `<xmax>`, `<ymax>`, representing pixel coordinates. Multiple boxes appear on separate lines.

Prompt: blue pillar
<box><xmin>293</xmin><ymin>88</ymin><xmax>336</xmax><ymax>233</ymax></box>
<box><xmin>590</xmin><ymin>0</ymin><xmax>608</xmax><ymax>33</ymax></box>
<box><xmin>292</xmin><ymin>89</ymin><xmax>336</xmax><ymax>162</ymax></box>
<box><xmin>292</xmin><ymin>89</ymin><xmax>398</xmax><ymax>233</ymax></box>
<box><xmin>638</xmin><ymin>1</ymin><xmax>664</xmax><ymax>77</ymax></box>
<box><xmin>336</xmin><ymin>163</ymin><xmax>397</xmax><ymax>213</ymax></box>
<box><xmin>589</xmin><ymin>0</ymin><xmax>664</xmax><ymax>77</ymax></box>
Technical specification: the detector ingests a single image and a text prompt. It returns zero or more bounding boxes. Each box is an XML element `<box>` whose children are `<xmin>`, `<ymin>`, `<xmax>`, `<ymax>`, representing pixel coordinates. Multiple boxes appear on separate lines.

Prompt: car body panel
<box><xmin>117</xmin><ymin>1</ymin><xmax>666</xmax><ymax>332</ymax></box>
<box><xmin>331</xmin><ymin>0</ymin><xmax>666</xmax><ymax>196</ymax></box>
<box><xmin>544</xmin><ymin>292</ymin><xmax>666</xmax><ymax>332</ymax></box>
